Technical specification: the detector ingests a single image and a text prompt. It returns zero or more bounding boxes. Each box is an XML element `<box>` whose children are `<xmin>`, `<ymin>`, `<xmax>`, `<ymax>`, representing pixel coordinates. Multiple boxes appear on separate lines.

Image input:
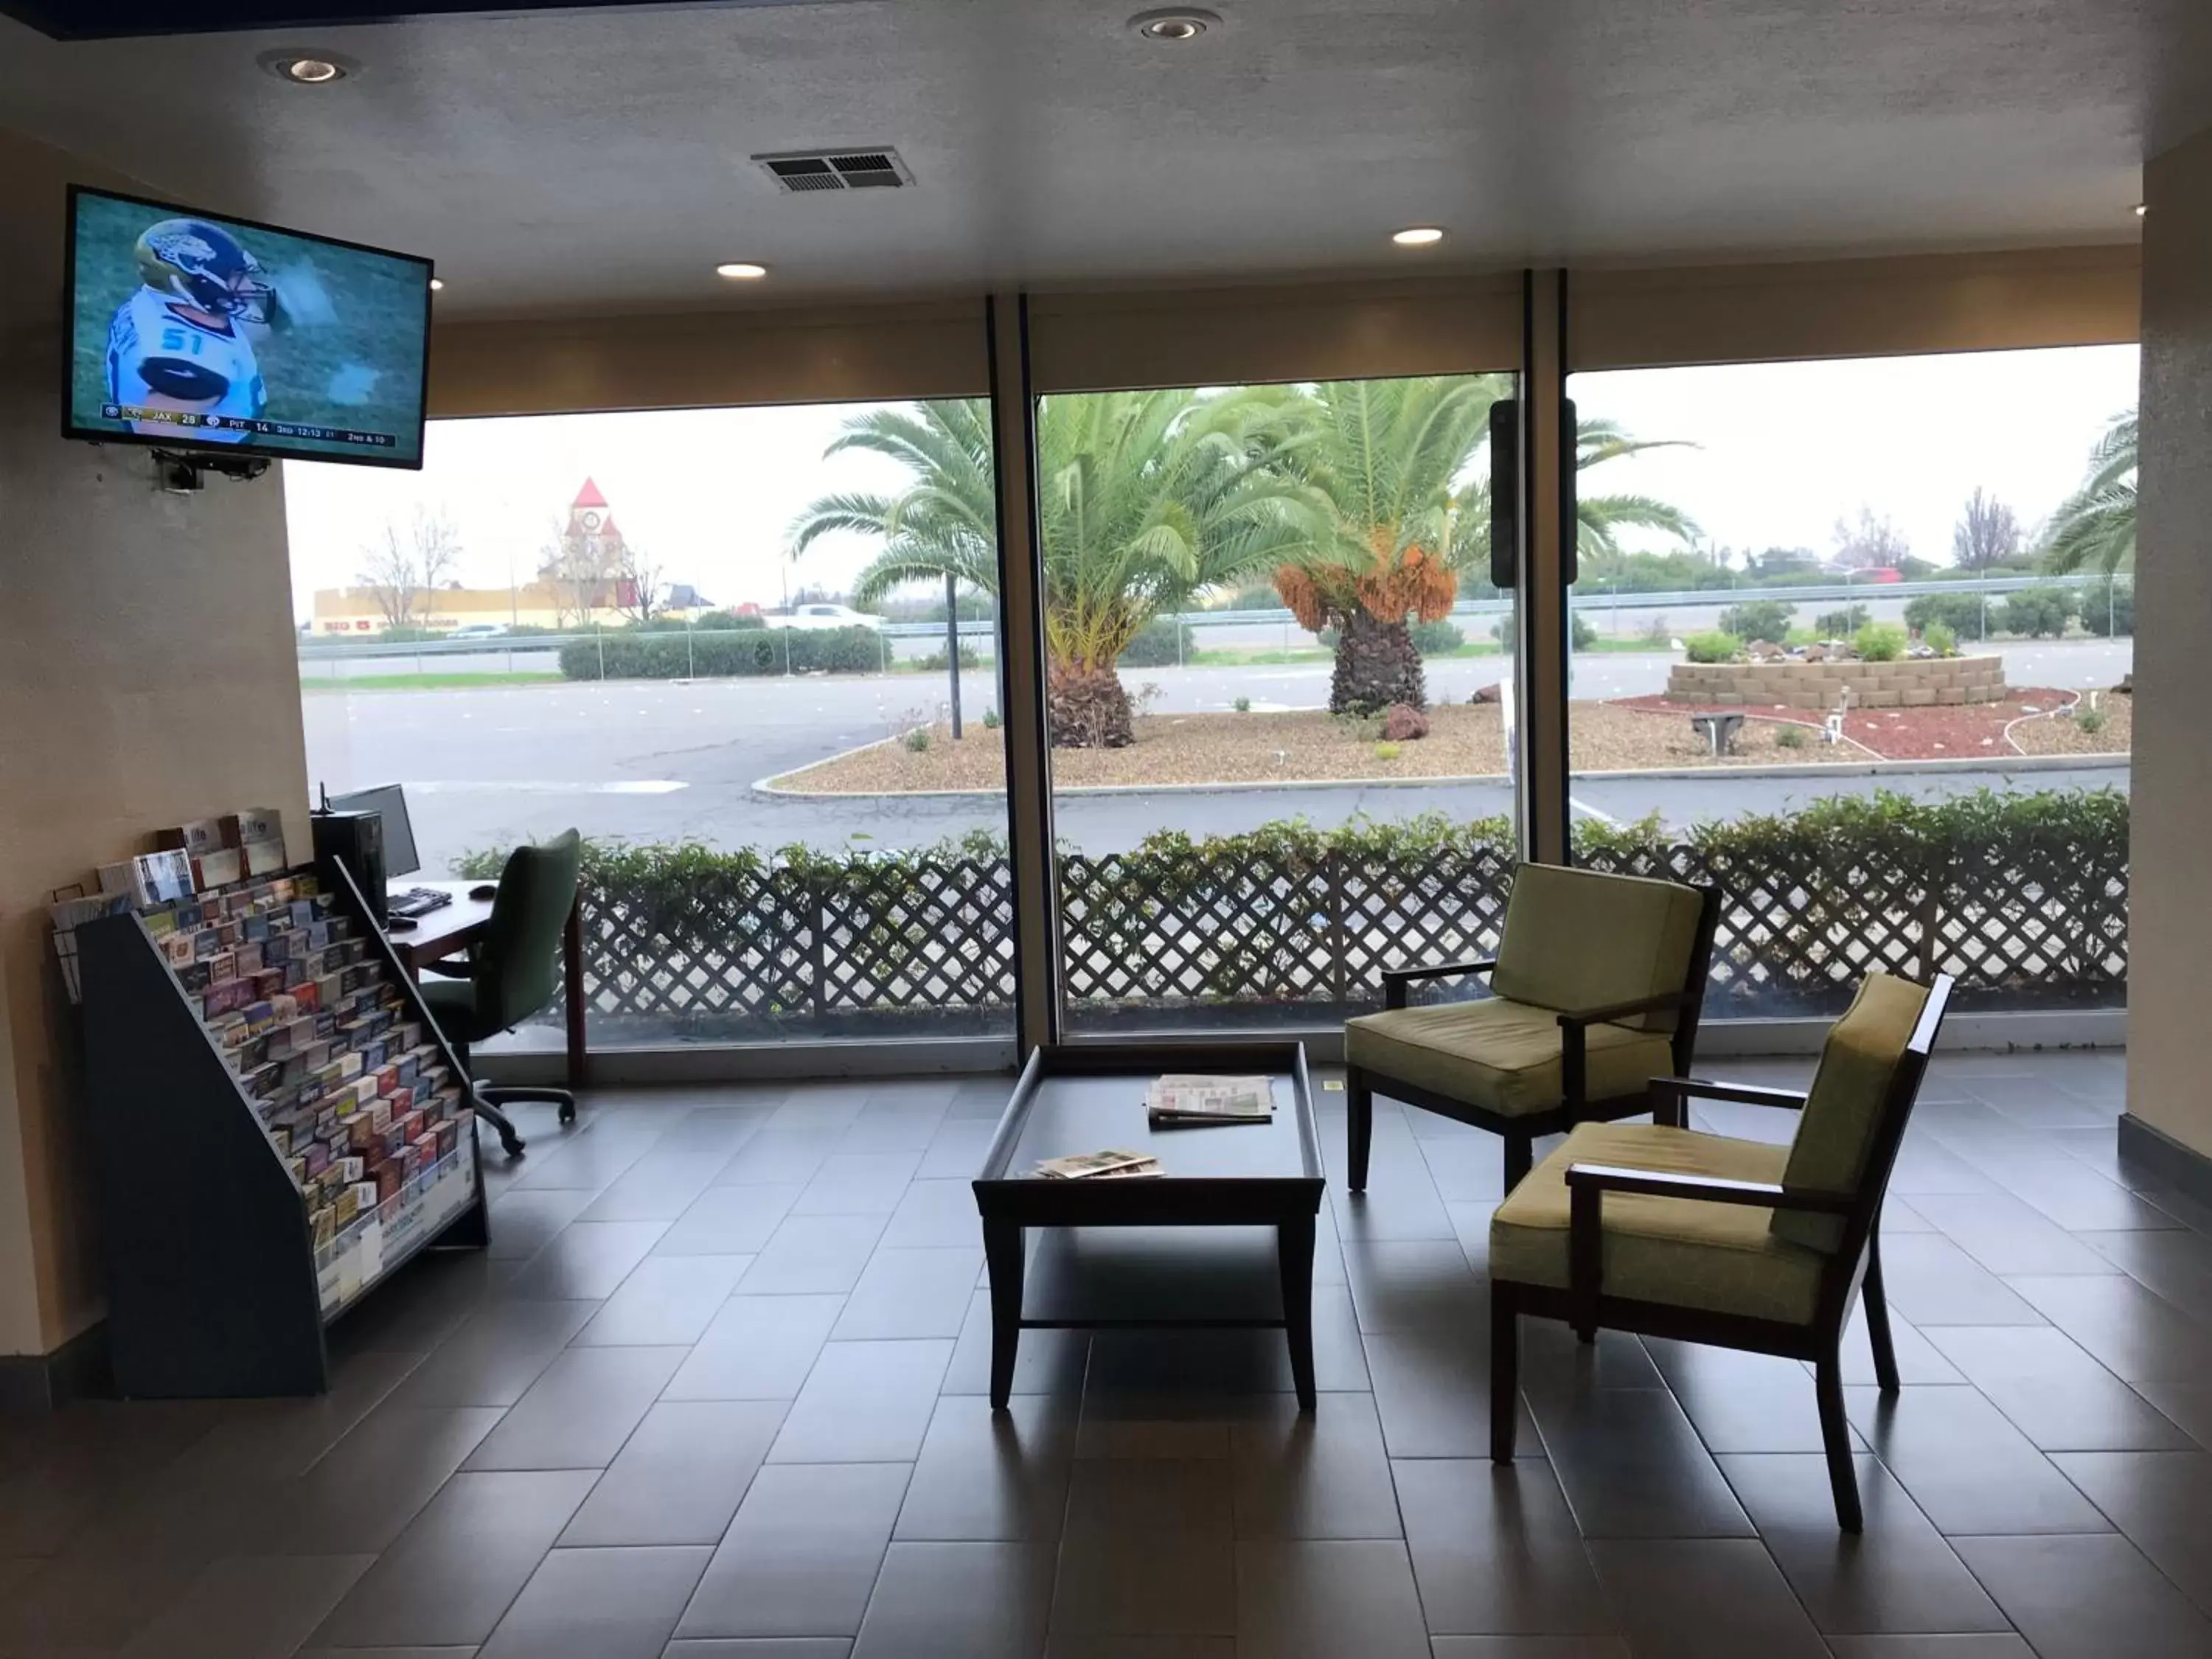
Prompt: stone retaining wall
<box><xmin>1666</xmin><ymin>654</ymin><xmax>2006</xmax><ymax>710</ymax></box>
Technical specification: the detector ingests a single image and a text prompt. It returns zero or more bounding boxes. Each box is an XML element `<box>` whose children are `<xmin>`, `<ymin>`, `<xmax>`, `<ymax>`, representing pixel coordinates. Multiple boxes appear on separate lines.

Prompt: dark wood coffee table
<box><xmin>972</xmin><ymin>1042</ymin><xmax>1324</xmax><ymax>1410</ymax></box>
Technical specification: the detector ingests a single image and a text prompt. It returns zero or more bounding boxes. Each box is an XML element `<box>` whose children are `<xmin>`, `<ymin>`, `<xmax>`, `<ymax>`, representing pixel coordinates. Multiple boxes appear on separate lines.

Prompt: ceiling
<box><xmin>1</xmin><ymin>0</ymin><xmax>2202</xmax><ymax>320</ymax></box>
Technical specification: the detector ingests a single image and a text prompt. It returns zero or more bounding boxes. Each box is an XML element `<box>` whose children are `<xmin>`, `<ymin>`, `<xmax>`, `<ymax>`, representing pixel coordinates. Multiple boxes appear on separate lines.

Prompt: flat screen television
<box><xmin>63</xmin><ymin>185</ymin><xmax>433</xmax><ymax>470</ymax></box>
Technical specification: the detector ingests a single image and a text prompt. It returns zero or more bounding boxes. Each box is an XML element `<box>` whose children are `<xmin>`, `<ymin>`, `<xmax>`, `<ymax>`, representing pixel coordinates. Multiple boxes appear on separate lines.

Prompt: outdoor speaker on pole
<box><xmin>1489</xmin><ymin>398</ymin><xmax>1518</xmax><ymax>590</ymax></box>
<box><xmin>1560</xmin><ymin>395</ymin><xmax>1579</xmax><ymax>588</ymax></box>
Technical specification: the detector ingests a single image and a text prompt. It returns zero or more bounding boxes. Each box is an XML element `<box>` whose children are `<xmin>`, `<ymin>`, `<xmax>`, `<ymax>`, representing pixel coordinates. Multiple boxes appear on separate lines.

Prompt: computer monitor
<box><xmin>327</xmin><ymin>783</ymin><xmax>419</xmax><ymax>878</ymax></box>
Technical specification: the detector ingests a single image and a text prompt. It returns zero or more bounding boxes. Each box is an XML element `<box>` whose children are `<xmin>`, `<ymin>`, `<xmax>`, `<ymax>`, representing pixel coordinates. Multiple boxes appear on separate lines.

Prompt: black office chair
<box><xmin>419</xmin><ymin>830</ymin><xmax>582</xmax><ymax>1158</ymax></box>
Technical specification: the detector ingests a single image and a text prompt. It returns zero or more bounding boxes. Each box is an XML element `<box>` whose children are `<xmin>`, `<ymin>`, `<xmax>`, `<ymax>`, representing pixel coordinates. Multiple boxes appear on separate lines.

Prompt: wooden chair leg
<box><xmin>1503</xmin><ymin>1131</ymin><xmax>1532</xmax><ymax>1194</ymax></box>
<box><xmin>1489</xmin><ymin>1283</ymin><xmax>1519</xmax><ymax>1462</ymax></box>
<box><xmin>1815</xmin><ymin>1351</ymin><xmax>1863</xmax><ymax>1532</ymax></box>
<box><xmin>1346</xmin><ymin>1068</ymin><xmax>1374</xmax><ymax>1194</ymax></box>
<box><xmin>1863</xmin><ymin>1231</ymin><xmax>1901</xmax><ymax>1394</ymax></box>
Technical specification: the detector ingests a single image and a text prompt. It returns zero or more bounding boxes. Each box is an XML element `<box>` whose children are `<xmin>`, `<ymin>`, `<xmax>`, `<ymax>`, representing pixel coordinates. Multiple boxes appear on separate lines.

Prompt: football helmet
<box><xmin>134</xmin><ymin>218</ymin><xmax>279</xmax><ymax>328</ymax></box>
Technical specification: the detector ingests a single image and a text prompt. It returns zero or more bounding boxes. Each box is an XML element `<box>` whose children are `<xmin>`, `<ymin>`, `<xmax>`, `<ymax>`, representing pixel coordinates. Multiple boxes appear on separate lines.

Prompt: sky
<box><xmin>282</xmin><ymin>343</ymin><xmax>2139</xmax><ymax>622</ymax></box>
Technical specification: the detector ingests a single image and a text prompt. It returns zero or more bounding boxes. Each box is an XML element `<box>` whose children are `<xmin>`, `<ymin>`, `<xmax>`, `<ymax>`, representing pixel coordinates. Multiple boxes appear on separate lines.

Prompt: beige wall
<box><xmin>2126</xmin><ymin>130</ymin><xmax>2212</xmax><ymax>1159</ymax></box>
<box><xmin>1572</xmin><ymin>246</ymin><xmax>2140</xmax><ymax>371</ymax></box>
<box><xmin>0</xmin><ymin>131</ymin><xmax>311</xmax><ymax>1356</ymax></box>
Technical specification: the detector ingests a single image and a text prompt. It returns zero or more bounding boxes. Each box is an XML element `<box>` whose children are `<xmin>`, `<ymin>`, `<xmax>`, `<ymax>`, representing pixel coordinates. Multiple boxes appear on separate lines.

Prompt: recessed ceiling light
<box><xmin>1392</xmin><ymin>226</ymin><xmax>1446</xmax><ymax>246</ymax></box>
<box><xmin>1130</xmin><ymin>9</ymin><xmax>1219</xmax><ymax>42</ymax></box>
<box><xmin>428</xmin><ymin>278</ymin><xmax>445</xmax><ymax>292</ymax></box>
<box><xmin>258</xmin><ymin>49</ymin><xmax>355</xmax><ymax>84</ymax></box>
<box><xmin>715</xmin><ymin>262</ymin><xmax>768</xmax><ymax>280</ymax></box>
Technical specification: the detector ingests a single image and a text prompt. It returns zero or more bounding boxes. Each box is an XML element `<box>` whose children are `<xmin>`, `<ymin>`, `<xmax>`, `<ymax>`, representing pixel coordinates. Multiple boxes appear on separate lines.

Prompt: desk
<box><xmin>385</xmin><ymin>879</ymin><xmax>588</xmax><ymax>1086</ymax></box>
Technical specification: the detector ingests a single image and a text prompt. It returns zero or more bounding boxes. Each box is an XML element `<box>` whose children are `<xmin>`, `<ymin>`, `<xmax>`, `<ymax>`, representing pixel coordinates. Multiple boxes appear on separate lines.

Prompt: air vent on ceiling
<box><xmin>753</xmin><ymin>148</ymin><xmax>914</xmax><ymax>194</ymax></box>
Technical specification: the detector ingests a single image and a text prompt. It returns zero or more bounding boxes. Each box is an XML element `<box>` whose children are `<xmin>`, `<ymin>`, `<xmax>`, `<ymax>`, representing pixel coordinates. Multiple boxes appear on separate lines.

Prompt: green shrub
<box><xmin>1684</xmin><ymin>631</ymin><xmax>1742</xmax><ymax>664</ymax></box>
<box><xmin>1116</xmin><ymin>618</ymin><xmax>1195</xmax><ymax>667</ymax></box>
<box><xmin>691</xmin><ymin>611</ymin><xmax>765</xmax><ymax>631</ymax></box>
<box><xmin>911</xmin><ymin>645</ymin><xmax>983</xmax><ymax>671</ymax></box>
<box><xmin>1409</xmin><ymin>619</ymin><xmax>1464</xmax><ymax>654</ymax></box>
<box><xmin>982</xmin><ymin>707</ymin><xmax>1001</xmax><ymax>728</ymax></box>
<box><xmin>1922</xmin><ymin>621</ymin><xmax>1958</xmax><ymax>657</ymax></box>
<box><xmin>2074</xmin><ymin>704</ymin><xmax>2107</xmax><ymax>736</ymax></box>
<box><xmin>1773</xmin><ymin>723</ymin><xmax>1809</xmax><ymax>749</ymax></box>
<box><xmin>2001</xmin><ymin>585</ymin><xmax>2076</xmax><ymax>639</ymax></box>
<box><xmin>1905</xmin><ymin>591</ymin><xmax>1991</xmax><ymax>641</ymax></box>
<box><xmin>902</xmin><ymin>727</ymin><xmax>931</xmax><ymax>753</ymax></box>
<box><xmin>1854</xmin><ymin>622</ymin><xmax>1909</xmax><ymax>662</ymax></box>
<box><xmin>2076</xmin><ymin>578</ymin><xmax>2135</xmax><ymax>639</ymax></box>
<box><xmin>1372</xmin><ymin>740</ymin><xmax>1402</xmax><ymax>761</ymax></box>
<box><xmin>557</xmin><ymin>625</ymin><xmax>884</xmax><ymax>680</ymax></box>
<box><xmin>1717</xmin><ymin>599</ymin><xmax>1795</xmax><ymax>644</ymax></box>
<box><xmin>1814</xmin><ymin>604</ymin><xmax>1869</xmax><ymax>638</ymax></box>
<box><xmin>1233</xmin><ymin>696</ymin><xmax>1251</xmax><ymax>713</ymax></box>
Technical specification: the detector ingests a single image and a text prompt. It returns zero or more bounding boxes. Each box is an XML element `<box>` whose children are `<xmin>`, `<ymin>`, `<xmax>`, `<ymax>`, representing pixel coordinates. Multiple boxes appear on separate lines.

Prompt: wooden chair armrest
<box><xmin>1380</xmin><ymin>957</ymin><xmax>1498</xmax><ymax>1010</ymax></box>
<box><xmin>1565</xmin><ymin>1162</ymin><xmax>1854</xmax><ymax>1212</ymax></box>
<box><xmin>1555</xmin><ymin>988</ymin><xmax>1698</xmax><ymax>1028</ymax></box>
<box><xmin>1565</xmin><ymin>1161</ymin><xmax>1855</xmax><ymax>1305</ymax></box>
<box><xmin>1646</xmin><ymin>1075</ymin><xmax>1810</xmax><ymax>1112</ymax></box>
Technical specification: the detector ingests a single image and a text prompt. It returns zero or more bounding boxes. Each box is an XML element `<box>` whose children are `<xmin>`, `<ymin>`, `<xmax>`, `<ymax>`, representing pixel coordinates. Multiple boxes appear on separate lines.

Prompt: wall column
<box><xmin>2124</xmin><ymin>123</ymin><xmax>2212</xmax><ymax>1180</ymax></box>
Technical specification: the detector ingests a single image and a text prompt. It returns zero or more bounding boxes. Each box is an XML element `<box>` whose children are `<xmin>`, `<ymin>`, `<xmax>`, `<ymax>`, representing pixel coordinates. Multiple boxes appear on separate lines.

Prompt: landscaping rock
<box><xmin>1468</xmin><ymin>683</ymin><xmax>1502</xmax><ymax>705</ymax></box>
<box><xmin>1382</xmin><ymin>703</ymin><xmax>1430</xmax><ymax>741</ymax></box>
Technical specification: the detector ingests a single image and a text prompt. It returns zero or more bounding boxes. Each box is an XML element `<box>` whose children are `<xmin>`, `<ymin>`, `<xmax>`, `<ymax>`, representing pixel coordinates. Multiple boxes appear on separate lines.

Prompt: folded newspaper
<box><xmin>1035</xmin><ymin>1149</ymin><xmax>1164</xmax><ymax>1180</ymax></box>
<box><xmin>1147</xmin><ymin>1074</ymin><xmax>1276</xmax><ymax>1126</ymax></box>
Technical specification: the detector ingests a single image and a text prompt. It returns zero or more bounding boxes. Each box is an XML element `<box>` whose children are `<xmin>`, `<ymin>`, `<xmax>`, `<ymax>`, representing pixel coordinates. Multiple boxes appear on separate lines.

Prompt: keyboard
<box><xmin>388</xmin><ymin>886</ymin><xmax>455</xmax><ymax>919</ymax></box>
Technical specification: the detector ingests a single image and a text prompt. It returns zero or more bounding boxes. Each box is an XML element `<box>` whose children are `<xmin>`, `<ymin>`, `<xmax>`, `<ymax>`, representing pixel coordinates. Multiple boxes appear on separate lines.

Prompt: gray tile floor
<box><xmin>4</xmin><ymin>1049</ymin><xmax>2211</xmax><ymax>1658</ymax></box>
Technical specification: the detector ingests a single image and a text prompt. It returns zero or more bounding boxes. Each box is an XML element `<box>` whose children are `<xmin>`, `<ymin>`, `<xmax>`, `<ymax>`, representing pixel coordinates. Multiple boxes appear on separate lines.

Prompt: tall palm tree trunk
<box><xmin>1331</xmin><ymin>610</ymin><xmax>1426</xmax><ymax>716</ymax></box>
<box><xmin>1047</xmin><ymin>661</ymin><xmax>1135</xmax><ymax>748</ymax></box>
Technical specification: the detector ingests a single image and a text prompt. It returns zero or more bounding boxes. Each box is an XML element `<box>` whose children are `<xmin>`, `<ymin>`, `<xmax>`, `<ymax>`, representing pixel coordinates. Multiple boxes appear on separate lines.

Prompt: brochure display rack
<box><xmin>77</xmin><ymin>858</ymin><xmax>487</xmax><ymax>1397</ymax></box>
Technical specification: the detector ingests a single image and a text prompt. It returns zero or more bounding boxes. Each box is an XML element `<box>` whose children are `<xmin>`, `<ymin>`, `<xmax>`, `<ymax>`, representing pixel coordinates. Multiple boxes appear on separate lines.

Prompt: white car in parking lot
<box><xmin>765</xmin><ymin>603</ymin><xmax>883</xmax><ymax>631</ymax></box>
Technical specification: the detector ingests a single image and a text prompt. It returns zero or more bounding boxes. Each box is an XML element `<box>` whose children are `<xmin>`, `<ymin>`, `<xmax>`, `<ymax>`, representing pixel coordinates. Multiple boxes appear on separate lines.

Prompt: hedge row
<box><xmin>557</xmin><ymin>625</ymin><xmax>887</xmax><ymax>679</ymax></box>
<box><xmin>464</xmin><ymin>788</ymin><xmax>2129</xmax><ymax>1026</ymax></box>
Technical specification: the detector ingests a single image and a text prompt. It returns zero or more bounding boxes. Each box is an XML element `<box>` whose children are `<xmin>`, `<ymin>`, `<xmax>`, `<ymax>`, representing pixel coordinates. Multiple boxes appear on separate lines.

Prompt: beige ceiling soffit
<box><xmin>1030</xmin><ymin>273</ymin><xmax>1526</xmax><ymax>392</ymax></box>
<box><xmin>428</xmin><ymin>300</ymin><xmax>991</xmax><ymax>417</ymax></box>
<box><xmin>1571</xmin><ymin>246</ymin><xmax>2140</xmax><ymax>372</ymax></box>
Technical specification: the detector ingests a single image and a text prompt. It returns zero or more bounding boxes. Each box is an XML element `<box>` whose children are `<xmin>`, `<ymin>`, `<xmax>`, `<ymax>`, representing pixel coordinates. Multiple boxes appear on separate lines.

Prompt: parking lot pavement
<box><xmin>301</xmin><ymin>645</ymin><xmax>2132</xmax><ymax>872</ymax></box>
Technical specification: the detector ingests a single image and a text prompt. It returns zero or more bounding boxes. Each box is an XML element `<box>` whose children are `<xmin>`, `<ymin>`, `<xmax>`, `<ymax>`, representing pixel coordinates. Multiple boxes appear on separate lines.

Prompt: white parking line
<box><xmin>1568</xmin><ymin>796</ymin><xmax>1622</xmax><ymax>827</ymax></box>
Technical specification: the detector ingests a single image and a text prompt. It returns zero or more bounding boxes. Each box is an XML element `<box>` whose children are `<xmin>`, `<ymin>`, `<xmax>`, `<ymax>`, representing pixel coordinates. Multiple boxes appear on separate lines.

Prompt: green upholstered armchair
<box><xmin>1488</xmin><ymin>970</ymin><xmax>1952</xmax><ymax>1531</ymax></box>
<box><xmin>1345</xmin><ymin>863</ymin><xmax>1720</xmax><ymax>1193</ymax></box>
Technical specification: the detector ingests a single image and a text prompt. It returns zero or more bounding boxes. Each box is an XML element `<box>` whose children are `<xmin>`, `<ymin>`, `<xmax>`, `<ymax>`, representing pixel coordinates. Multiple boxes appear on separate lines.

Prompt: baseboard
<box><xmin>478</xmin><ymin>1036</ymin><xmax>1019</xmax><ymax>1088</ymax></box>
<box><xmin>0</xmin><ymin>1320</ymin><xmax>111</xmax><ymax>1412</ymax></box>
<box><xmin>2118</xmin><ymin>1113</ymin><xmax>2212</xmax><ymax>1210</ymax></box>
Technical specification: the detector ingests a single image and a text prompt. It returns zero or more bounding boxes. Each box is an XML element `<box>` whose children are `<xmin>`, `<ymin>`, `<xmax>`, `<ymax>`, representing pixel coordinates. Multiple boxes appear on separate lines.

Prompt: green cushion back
<box><xmin>1490</xmin><ymin>863</ymin><xmax>1708</xmax><ymax>1031</ymax></box>
<box><xmin>470</xmin><ymin>830</ymin><xmax>582</xmax><ymax>1036</ymax></box>
<box><xmin>1770</xmin><ymin>970</ymin><xmax>1930</xmax><ymax>1251</ymax></box>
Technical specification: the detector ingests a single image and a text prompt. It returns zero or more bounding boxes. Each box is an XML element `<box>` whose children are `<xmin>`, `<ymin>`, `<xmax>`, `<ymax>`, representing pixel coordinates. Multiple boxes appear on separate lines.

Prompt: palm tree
<box><xmin>2042</xmin><ymin>409</ymin><xmax>2137</xmax><ymax>575</ymax></box>
<box><xmin>1273</xmin><ymin>386</ymin><xmax>1703</xmax><ymax>714</ymax></box>
<box><xmin>791</xmin><ymin>390</ymin><xmax>1329</xmax><ymax>746</ymax></box>
<box><xmin>1571</xmin><ymin>416</ymin><xmax>1704</xmax><ymax>563</ymax></box>
<box><xmin>1270</xmin><ymin>376</ymin><xmax>1510</xmax><ymax>714</ymax></box>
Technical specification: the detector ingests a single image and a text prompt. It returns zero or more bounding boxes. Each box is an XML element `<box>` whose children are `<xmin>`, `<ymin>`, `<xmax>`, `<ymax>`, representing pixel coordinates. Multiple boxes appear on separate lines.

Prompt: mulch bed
<box><xmin>767</xmin><ymin>685</ymin><xmax>2133</xmax><ymax>796</ymax></box>
<box><xmin>1618</xmin><ymin>686</ymin><xmax>2130</xmax><ymax>762</ymax></box>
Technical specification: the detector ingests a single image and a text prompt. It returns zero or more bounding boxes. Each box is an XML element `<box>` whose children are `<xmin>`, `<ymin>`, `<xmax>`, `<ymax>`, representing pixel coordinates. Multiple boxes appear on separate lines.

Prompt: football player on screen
<box><xmin>105</xmin><ymin>218</ymin><xmax>279</xmax><ymax>443</ymax></box>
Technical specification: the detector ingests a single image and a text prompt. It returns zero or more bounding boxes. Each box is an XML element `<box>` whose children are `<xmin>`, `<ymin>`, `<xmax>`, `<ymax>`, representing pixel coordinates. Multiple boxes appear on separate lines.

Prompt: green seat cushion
<box><xmin>1491</xmin><ymin>1121</ymin><xmax>1829</xmax><ymax>1325</ymax></box>
<box><xmin>1490</xmin><ymin>863</ymin><xmax>1707</xmax><ymax>1032</ymax></box>
<box><xmin>1346</xmin><ymin>997</ymin><xmax>1674</xmax><ymax>1118</ymax></box>
<box><xmin>1771</xmin><ymin>970</ymin><xmax>1930</xmax><ymax>1251</ymax></box>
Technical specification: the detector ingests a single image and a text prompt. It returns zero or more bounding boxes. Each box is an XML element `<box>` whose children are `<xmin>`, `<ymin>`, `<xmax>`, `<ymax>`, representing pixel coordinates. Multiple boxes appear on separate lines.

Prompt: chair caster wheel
<box><xmin>498</xmin><ymin>1131</ymin><xmax>526</xmax><ymax>1158</ymax></box>
<box><xmin>557</xmin><ymin>1101</ymin><xmax>576</xmax><ymax>1126</ymax></box>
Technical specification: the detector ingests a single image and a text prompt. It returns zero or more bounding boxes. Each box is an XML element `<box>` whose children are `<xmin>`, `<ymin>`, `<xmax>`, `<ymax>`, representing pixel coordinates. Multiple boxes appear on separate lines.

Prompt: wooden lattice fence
<box><xmin>542</xmin><ymin>794</ymin><xmax>2126</xmax><ymax>1040</ymax></box>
